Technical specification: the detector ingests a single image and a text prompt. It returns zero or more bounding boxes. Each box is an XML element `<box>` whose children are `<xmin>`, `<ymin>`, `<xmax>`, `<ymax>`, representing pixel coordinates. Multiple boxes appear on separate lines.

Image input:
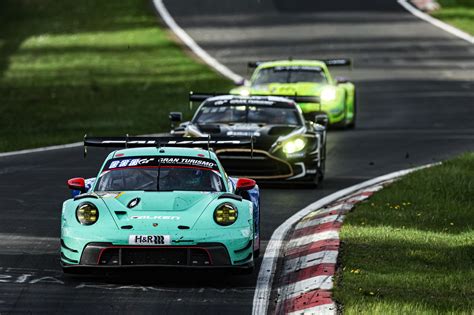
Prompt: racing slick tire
<box><xmin>253</xmin><ymin>197</ymin><xmax>261</xmax><ymax>259</ymax></box>
<box><xmin>232</xmin><ymin>264</ymin><xmax>255</xmax><ymax>275</ymax></box>
<box><xmin>254</xmin><ymin>249</ymin><xmax>260</xmax><ymax>258</ymax></box>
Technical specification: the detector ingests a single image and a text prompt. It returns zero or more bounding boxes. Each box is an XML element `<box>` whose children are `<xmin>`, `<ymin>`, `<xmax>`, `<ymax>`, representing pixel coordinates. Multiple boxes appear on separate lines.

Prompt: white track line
<box><xmin>0</xmin><ymin>142</ymin><xmax>82</xmax><ymax>158</ymax></box>
<box><xmin>398</xmin><ymin>0</ymin><xmax>474</xmax><ymax>44</ymax></box>
<box><xmin>153</xmin><ymin>0</ymin><xmax>245</xmax><ymax>83</ymax></box>
<box><xmin>0</xmin><ymin>133</ymin><xmax>167</xmax><ymax>158</ymax></box>
<box><xmin>1</xmin><ymin>1</ymin><xmax>244</xmax><ymax>158</ymax></box>
<box><xmin>252</xmin><ymin>163</ymin><xmax>437</xmax><ymax>315</ymax></box>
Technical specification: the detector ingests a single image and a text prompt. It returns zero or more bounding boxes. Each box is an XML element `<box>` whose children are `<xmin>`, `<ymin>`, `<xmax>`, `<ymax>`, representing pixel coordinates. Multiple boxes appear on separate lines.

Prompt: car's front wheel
<box><xmin>233</xmin><ymin>263</ymin><xmax>255</xmax><ymax>275</ymax></box>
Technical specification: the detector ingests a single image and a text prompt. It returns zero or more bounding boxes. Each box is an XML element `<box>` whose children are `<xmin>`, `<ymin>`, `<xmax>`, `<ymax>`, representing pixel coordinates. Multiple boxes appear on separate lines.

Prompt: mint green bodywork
<box><xmin>230</xmin><ymin>60</ymin><xmax>356</xmax><ymax>127</ymax></box>
<box><xmin>61</xmin><ymin>147</ymin><xmax>256</xmax><ymax>268</ymax></box>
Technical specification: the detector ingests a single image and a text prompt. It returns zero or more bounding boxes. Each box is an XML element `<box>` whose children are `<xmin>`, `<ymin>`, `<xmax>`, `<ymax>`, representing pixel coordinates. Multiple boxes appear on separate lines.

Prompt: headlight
<box><xmin>214</xmin><ymin>203</ymin><xmax>238</xmax><ymax>226</ymax></box>
<box><xmin>76</xmin><ymin>202</ymin><xmax>99</xmax><ymax>225</ymax></box>
<box><xmin>240</xmin><ymin>89</ymin><xmax>250</xmax><ymax>97</ymax></box>
<box><xmin>320</xmin><ymin>87</ymin><xmax>337</xmax><ymax>102</ymax></box>
<box><xmin>282</xmin><ymin>138</ymin><xmax>306</xmax><ymax>154</ymax></box>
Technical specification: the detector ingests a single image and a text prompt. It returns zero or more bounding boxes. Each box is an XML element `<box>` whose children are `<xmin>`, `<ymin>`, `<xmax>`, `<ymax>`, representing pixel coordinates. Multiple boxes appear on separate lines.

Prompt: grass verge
<box><xmin>334</xmin><ymin>153</ymin><xmax>474</xmax><ymax>314</ymax></box>
<box><xmin>432</xmin><ymin>0</ymin><xmax>474</xmax><ymax>35</ymax></box>
<box><xmin>0</xmin><ymin>0</ymin><xmax>231</xmax><ymax>152</ymax></box>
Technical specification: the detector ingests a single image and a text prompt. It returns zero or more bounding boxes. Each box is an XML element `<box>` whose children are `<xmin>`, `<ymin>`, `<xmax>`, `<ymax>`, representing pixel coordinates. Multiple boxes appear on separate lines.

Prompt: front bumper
<box><xmin>216</xmin><ymin>148</ymin><xmax>320</xmax><ymax>182</ymax></box>
<box><xmin>61</xmin><ymin>227</ymin><xmax>254</xmax><ymax>268</ymax></box>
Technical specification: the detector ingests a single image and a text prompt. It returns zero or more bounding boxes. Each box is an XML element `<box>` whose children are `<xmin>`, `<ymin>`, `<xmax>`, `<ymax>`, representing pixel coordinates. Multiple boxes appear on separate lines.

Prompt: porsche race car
<box><xmin>170</xmin><ymin>94</ymin><xmax>327</xmax><ymax>185</ymax></box>
<box><xmin>61</xmin><ymin>137</ymin><xmax>260</xmax><ymax>273</ymax></box>
<box><xmin>230</xmin><ymin>59</ymin><xmax>357</xmax><ymax>128</ymax></box>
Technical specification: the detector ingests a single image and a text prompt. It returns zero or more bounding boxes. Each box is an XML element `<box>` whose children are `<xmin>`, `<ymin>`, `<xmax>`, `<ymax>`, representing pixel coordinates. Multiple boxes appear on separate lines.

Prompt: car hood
<box><xmin>249</xmin><ymin>82</ymin><xmax>325</xmax><ymax>97</ymax></box>
<box><xmin>98</xmin><ymin>191</ymin><xmax>220</xmax><ymax>230</ymax></box>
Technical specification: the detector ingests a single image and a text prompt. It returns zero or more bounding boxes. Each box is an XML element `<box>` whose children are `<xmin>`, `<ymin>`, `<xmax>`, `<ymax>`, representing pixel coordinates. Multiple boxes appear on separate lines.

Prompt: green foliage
<box><xmin>433</xmin><ymin>0</ymin><xmax>474</xmax><ymax>34</ymax></box>
<box><xmin>0</xmin><ymin>0</ymin><xmax>231</xmax><ymax>152</ymax></box>
<box><xmin>334</xmin><ymin>153</ymin><xmax>474</xmax><ymax>314</ymax></box>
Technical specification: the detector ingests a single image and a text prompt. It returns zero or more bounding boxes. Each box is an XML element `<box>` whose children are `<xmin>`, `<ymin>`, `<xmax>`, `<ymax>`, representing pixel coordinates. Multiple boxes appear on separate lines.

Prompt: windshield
<box><xmin>252</xmin><ymin>66</ymin><xmax>327</xmax><ymax>85</ymax></box>
<box><xmin>195</xmin><ymin>105</ymin><xmax>302</xmax><ymax>125</ymax></box>
<box><xmin>95</xmin><ymin>156</ymin><xmax>225</xmax><ymax>192</ymax></box>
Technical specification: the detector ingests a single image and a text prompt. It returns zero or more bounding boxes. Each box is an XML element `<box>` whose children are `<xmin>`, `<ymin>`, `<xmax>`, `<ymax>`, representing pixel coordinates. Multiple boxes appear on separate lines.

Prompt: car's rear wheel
<box><xmin>253</xmin><ymin>248</ymin><xmax>260</xmax><ymax>259</ymax></box>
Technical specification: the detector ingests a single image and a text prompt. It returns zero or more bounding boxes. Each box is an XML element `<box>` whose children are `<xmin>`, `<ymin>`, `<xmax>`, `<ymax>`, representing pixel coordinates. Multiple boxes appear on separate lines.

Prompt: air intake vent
<box><xmin>198</xmin><ymin>125</ymin><xmax>221</xmax><ymax>134</ymax></box>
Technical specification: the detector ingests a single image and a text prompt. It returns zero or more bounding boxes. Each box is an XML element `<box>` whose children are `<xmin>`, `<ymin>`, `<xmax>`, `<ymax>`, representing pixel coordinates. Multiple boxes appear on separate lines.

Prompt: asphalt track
<box><xmin>0</xmin><ymin>0</ymin><xmax>473</xmax><ymax>313</ymax></box>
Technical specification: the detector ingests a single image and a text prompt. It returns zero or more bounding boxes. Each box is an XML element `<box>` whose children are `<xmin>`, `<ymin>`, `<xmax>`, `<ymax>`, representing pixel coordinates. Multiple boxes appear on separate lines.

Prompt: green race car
<box><xmin>61</xmin><ymin>136</ymin><xmax>260</xmax><ymax>273</ymax></box>
<box><xmin>230</xmin><ymin>59</ymin><xmax>357</xmax><ymax>128</ymax></box>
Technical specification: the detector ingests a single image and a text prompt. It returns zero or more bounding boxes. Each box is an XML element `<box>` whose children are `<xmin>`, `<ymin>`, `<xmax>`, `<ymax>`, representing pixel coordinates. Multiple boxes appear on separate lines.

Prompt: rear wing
<box><xmin>321</xmin><ymin>58</ymin><xmax>352</xmax><ymax>67</ymax></box>
<box><xmin>189</xmin><ymin>92</ymin><xmax>320</xmax><ymax>104</ymax></box>
<box><xmin>83</xmin><ymin>135</ymin><xmax>254</xmax><ymax>157</ymax></box>
<box><xmin>248</xmin><ymin>58</ymin><xmax>352</xmax><ymax>68</ymax></box>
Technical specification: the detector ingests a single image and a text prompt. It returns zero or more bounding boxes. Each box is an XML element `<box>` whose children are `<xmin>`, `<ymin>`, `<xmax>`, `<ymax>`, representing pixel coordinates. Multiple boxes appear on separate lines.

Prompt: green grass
<box><xmin>0</xmin><ymin>0</ymin><xmax>231</xmax><ymax>152</ymax></box>
<box><xmin>432</xmin><ymin>0</ymin><xmax>474</xmax><ymax>35</ymax></box>
<box><xmin>334</xmin><ymin>153</ymin><xmax>474</xmax><ymax>314</ymax></box>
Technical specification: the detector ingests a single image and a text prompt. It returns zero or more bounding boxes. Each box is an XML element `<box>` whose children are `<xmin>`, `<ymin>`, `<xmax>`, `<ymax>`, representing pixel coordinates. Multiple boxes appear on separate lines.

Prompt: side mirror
<box><xmin>335</xmin><ymin>77</ymin><xmax>349</xmax><ymax>84</ymax></box>
<box><xmin>67</xmin><ymin>177</ymin><xmax>86</xmax><ymax>193</ymax></box>
<box><xmin>236</xmin><ymin>178</ymin><xmax>256</xmax><ymax>191</ymax></box>
<box><xmin>315</xmin><ymin>114</ymin><xmax>329</xmax><ymax>127</ymax></box>
<box><xmin>169</xmin><ymin>112</ymin><xmax>183</xmax><ymax>130</ymax></box>
<box><xmin>169</xmin><ymin>112</ymin><xmax>183</xmax><ymax>122</ymax></box>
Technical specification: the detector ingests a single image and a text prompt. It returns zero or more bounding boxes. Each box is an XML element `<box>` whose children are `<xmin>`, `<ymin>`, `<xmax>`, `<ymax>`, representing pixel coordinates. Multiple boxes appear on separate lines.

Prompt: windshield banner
<box><xmin>103</xmin><ymin>156</ymin><xmax>219</xmax><ymax>171</ymax></box>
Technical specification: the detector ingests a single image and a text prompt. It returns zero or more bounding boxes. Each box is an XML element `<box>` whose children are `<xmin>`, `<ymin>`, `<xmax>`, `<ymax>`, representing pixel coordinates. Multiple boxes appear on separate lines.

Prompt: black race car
<box><xmin>169</xmin><ymin>94</ymin><xmax>328</xmax><ymax>185</ymax></box>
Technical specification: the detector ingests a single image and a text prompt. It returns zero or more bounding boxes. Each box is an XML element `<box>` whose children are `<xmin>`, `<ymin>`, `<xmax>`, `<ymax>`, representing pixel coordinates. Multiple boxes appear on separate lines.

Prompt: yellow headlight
<box><xmin>214</xmin><ymin>203</ymin><xmax>238</xmax><ymax>226</ymax></box>
<box><xmin>76</xmin><ymin>202</ymin><xmax>99</xmax><ymax>225</ymax></box>
<box><xmin>240</xmin><ymin>89</ymin><xmax>250</xmax><ymax>97</ymax></box>
<box><xmin>283</xmin><ymin>138</ymin><xmax>306</xmax><ymax>154</ymax></box>
<box><xmin>320</xmin><ymin>87</ymin><xmax>337</xmax><ymax>102</ymax></box>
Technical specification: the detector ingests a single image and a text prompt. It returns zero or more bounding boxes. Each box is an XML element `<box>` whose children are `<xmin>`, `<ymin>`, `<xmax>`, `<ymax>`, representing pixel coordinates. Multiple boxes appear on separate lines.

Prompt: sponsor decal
<box><xmin>101</xmin><ymin>140</ymin><xmax>242</xmax><ymax>145</ymax></box>
<box><xmin>273</xmin><ymin>66</ymin><xmax>322</xmax><ymax>72</ymax></box>
<box><xmin>214</xmin><ymin>99</ymin><xmax>275</xmax><ymax>106</ymax></box>
<box><xmin>227</xmin><ymin>131</ymin><xmax>261</xmax><ymax>137</ymax></box>
<box><xmin>129</xmin><ymin>235</ymin><xmax>171</xmax><ymax>245</ymax></box>
<box><xmin>104</xmin><ymin>156</ymin><xmax>219</xmax><ymax>171</ymax></box>
<box><xmin>109</xmin><ymin>158</ymin><xmax>155</xmax><ymax>169</ymax></box>
<box><xmin>159</xmin><ymin>157</ymin><xmax>216</xmax><ymax>169</ymax></box>
<box><xmin>130</xmin><ymin>215</ymin><xmax>180</xmax><ymax>220</ymax></box>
